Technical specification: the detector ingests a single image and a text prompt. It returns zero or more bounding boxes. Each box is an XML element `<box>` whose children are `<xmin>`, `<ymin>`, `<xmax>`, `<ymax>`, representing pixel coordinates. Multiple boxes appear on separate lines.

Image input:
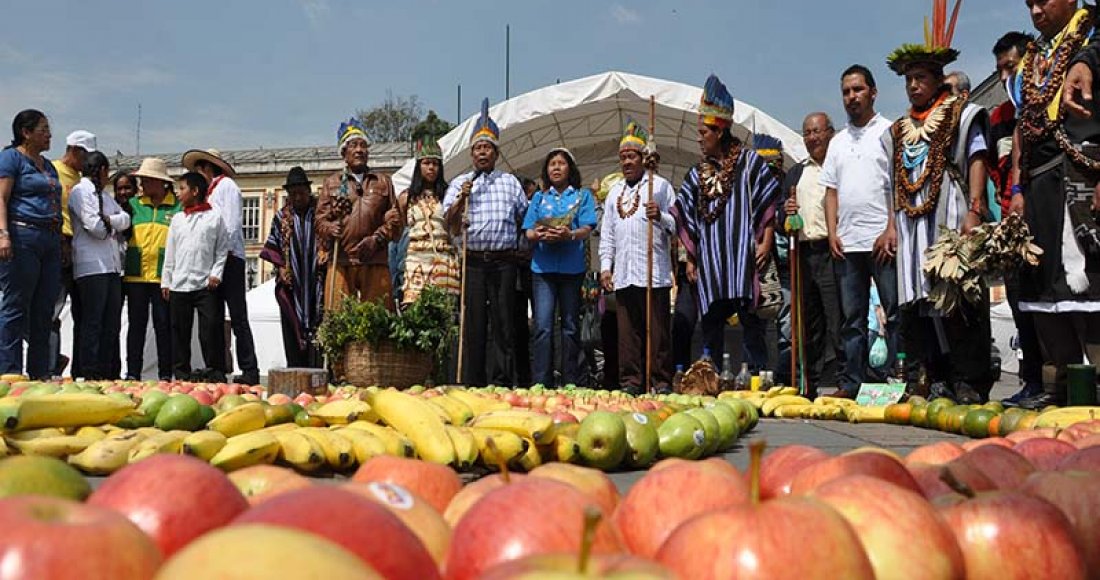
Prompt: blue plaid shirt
<box><xmin>443</xmin><ymin>169</ymin><xmax>528</xmax><ymax>252</ymax></box>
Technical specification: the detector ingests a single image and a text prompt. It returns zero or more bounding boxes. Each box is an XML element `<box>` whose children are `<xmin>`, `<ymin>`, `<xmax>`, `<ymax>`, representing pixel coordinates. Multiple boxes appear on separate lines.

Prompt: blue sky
<box><xmin>1</xmin><ymin>0</ymin><xmax>1031</xmax><ymax>156</ymax></box>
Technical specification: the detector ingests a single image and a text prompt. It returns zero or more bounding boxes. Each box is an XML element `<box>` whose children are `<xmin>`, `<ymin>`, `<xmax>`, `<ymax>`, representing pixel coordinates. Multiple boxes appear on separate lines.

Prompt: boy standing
<box><xmin>161</xmin><ymin>172</ymin><xmax>229</xmax><ymax>382</ymax></box>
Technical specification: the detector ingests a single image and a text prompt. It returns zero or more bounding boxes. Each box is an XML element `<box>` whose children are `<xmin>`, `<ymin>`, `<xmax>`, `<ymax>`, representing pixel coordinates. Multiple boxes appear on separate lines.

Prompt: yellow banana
<box><xmin>206</xmin><ymin>403</ymin><xmax>266</xmax><ymax>437</ymax></box>
<box><xmin>1034</xmin><ymin>407</ymin><xmax>1100</xmax><ymax>429</ymax></box>
<box><xmin>443</xmin><ymin>426</ymin><xmax>478</xmax><ymax>470</ymax></box>
<box><xmin>273</xmin><ymin>431</ymin><xmax>326</xmax><ymax>473</ymax></box>
<box><xmin>470</xmin><ymin>427</ymin><xmax>528</xmax><ymax>467</ymax></box>
<box><xmin>9</xmin><ymin>394</ymin><xmax>137</xmax><ymax>431</ymax></box>
<box><xmin>772</xmin><ymin>404</ymin><xmax>813</xmax><ymax>418</ymax></box>
<box><xmin>312</xmin><ymin>399</ymin><xmax>375</xmax><ymax>426</ymax></box>
<box><xmin>762</xmin><ymin>395</ymin><xmax>813</xmax><ymax>417</ymax></box>
<box><xmin>181</xmin><ymin>431</ymin><xmax>228</xmax><ymax>461</ymax></box>
<box><xmin>344</xmin><ymin>421</ymin><xmax>415</xmax><ymax>457</ymax></box>
<box><xmin>844</xmin><ymin>406</ymin><xmax>887</xmax><ymax>424</ymax></box>
<box><xmin>74</xmin><ymin>426</ymin><xmax>107</xmax><ymax>441</ymax></box>
<box><xmin>470</xmin><ymin>410</ymin><xmax>556</xmax><ymax>444</ymax></box>
<box><xmin>335</xmin><ymin>428</ymin><xmax>388</xmax><ymax>465</ymax></box>
<box><xmin>0</xmin><ymin>374</ymin><xmax>27</xmax><ymax>382</ymax></box>
<box><xmin>128</xmin><ymin>430</ymin><xmax>189</xmax><ymax>463</ymax></box>
<box><xmin>0</xmin><ymin>437</ymin><xmax>7</xmax><ymax>458</ymax></box>
<box><xmin>209</xmin><ymin>431</ymin><xmax>281</xmax><ymax>472</ymax></box>
<box><xmin>510</xmin><ymin>437</ymin><xmax>542</xmax><ymax>472</ymax></box>
<box><xmin>814</xmin><ymin>397</ymin><xmax>859</xmax><ymax>408</ymax></box>
<box><xmin>254</xmin><ymin>423</ymin><xmax>300</xmax><ymax>435</ymax></box>
<box><xmin>68</xmin><ymin>431</ymin><xmax>147</xmax><ymax>475</ymax></box>
<box><xmin>426</xmin><ymin>395</ymin><xmax>474</xmax><ymax>425</ymax></box>
<box><xmin>6</xmin><ymin>435</ymin><xmax>96</xmax><ymax>458</ymax></box>
<box><xmin>6</xmin><ymin>427</ymin><xmax>66</xmax><ymax>440</ymax></box>
<box><xmin>367</xmin><ymin>389</ymin><xmax>455</xmax><ymax>465</ymax></box>
<box><xmin>296</xmin><ymin>427</ymin><xmax>355</xmax><ymax>471</ymax></box>
<box><xmin>444</xmin><ymin>388</ymin><xmax>511</xmax><ymax>414</ymax></box>
<box><xmin>766</xmin><ymin>386</ymin><xmax>799</xmax><ymax>397</ymax></box>
<box><xmin>420</xmin><ymin>399</ymin><xmax>454</xmax><ymax>424</ymax></box>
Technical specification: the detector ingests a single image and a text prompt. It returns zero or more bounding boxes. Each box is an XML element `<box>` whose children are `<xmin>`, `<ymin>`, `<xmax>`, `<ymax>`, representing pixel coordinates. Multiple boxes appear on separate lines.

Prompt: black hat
<box><xmin>283</xmin><ymin>166</ymin><xmax>312</xmax><ymax>189</ymax></box>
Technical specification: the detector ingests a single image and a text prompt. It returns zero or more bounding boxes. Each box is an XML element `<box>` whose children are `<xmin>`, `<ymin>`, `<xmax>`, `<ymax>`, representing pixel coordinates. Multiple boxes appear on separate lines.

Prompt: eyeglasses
<box><xmin>802</xmin><ymin>128</ymin><xmax>833</xmax><ymax>137</ymax></box>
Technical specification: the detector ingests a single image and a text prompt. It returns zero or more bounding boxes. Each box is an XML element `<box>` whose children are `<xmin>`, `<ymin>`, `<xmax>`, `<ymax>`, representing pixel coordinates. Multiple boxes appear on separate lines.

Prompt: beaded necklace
<box><xmin>695</xmin><ymin>144</ymin><xmax>742</xmax><ymax>224</ymax></box>
<box><xmin>616</xmin><ymin>178</ymin><xmax>643</xmax><ymax>219</ymax></box>
<box><xmin>891</xmin><ymin>93</ymin><xmax>964</xmax><ymax>218</ymax></box>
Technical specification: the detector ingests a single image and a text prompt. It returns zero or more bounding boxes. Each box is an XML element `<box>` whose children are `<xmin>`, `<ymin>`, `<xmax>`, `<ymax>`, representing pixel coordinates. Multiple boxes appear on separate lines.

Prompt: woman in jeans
<box><xmin>0</xmin><ymin>110</ymin><xmax>62</xmax><ymax>379</ymax></box>
<box><xmin>69</xmin><ymin>152</ymin><xmax>130</xmax><ymax>379</ymax></box>
<box><xmin>522</xmin><ymin>148</ymin><xmax>597</xmax><ymax>387</ymax></box>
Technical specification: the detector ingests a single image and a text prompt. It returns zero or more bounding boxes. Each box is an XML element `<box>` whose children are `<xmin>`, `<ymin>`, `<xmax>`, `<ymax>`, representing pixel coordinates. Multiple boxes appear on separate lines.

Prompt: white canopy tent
<box><xmin>392</xmin><ymin>71</ymin><xmax>808</xmax><ymax>192</ymax></box>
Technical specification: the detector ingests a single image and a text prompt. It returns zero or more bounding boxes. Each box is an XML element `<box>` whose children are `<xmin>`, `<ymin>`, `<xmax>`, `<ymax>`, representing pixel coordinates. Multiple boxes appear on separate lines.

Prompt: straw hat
<box><xmin>132</xmin><ymin>158</ymin><xmax>172</xmax><ymax>183</ymax></box>
<box><xmin>181</xmin><ymin>148</ymin><xmax>237</xmax><ymax>179</ymax></box>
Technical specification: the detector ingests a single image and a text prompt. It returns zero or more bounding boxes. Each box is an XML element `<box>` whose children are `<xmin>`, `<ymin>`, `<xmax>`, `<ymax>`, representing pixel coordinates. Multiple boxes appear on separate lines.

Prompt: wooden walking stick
<box><xmin>456</xmin><ymin>180</ymin><xmax>473</xmax><ymax>383</ymax></box>
<box><xmin>645</xmin><ymin>95</ymin><xmax>656</xmax><ymax>394</ymax></box>
<box><xmin>784</xmin><ymin>187</ymin><xmax>805</xmax><ymax>393</ymax></box>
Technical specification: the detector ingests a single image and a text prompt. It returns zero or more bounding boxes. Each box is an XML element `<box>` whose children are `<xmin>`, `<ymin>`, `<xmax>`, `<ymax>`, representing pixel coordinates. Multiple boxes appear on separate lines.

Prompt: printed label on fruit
<box><xmin>368</xmin><ymin>481</ymin><xmax>414</xmax><ymax>510</ymax></box>
<box><xmin>632</xmin><ymin>412</ymin><xmax>648</xmax><ymax>425</ymax></box>
<box><xmin>692</xmin><ymin>429</ymin><xmax>705</xmax><ymax>447</ymax></box>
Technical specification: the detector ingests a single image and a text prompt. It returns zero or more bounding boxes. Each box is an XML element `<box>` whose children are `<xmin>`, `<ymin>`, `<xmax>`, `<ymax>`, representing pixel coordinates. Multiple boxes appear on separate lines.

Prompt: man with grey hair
<box><xmin>946</xmin><ymin>71</ymin><xmax>972</xmax><ymax>99</ymax></box>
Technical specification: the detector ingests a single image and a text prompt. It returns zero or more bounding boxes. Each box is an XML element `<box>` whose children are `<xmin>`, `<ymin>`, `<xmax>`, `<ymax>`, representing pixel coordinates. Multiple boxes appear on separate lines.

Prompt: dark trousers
<box><xmin>835</xmin><ymin>252</ymin><xmax>900</xmax><ymax>391</ymax></box>
<box><xmin>280</xmin><ymin>308</ymin><xmax>320</xmax><ymax>368</ymax></box>
<box><xmin>108</xmin><ymin>290</ymin><xmax>124</xmax><ymax>379</ymax></box>
<box><xmin>461</xmin><ymin>257</ymin><xmax>516</xmax><ymax>387</ymax></box>
<box><xmin>170</xmin><ymin>288</ymin><xmax>226</xmax><ymax>379</ymax></box>
<box><xmin>900</xmin><ymin>298</ymin><xmax>992</xmax><ymax>397</ymax></box>
<box><xmin>615</xmin><ymin>286</ymin><xmax>673</xmax><ymax>390</ymax></box>
<box><xmin>672</xmin><ymin>265</ymin><xmax>698</xmax><ymax>370</ymax></box>
<box><xmin>126</xmin><ymin>282</ymin><xmax>172</xmax><ymax>380</ymax></box>
<box><xmin>740</xmin><ymin>265</ymin><xmax>792</xmax><ymax>378</ymax></box>
<box><xmin>531</xmin><ymin>272</ymin><xmax>583</xmax><ymax>386</ymax></box>
<box><xmin>0</xmin><ymin>224</ymin><xmax>61</xmax><ymax>378</ymax></box>
<box><xmin>51</xmin><ymin>262</ymin><xmax>80</xmax><ymax>376</ymax></box>
<box><xmin>1004</xmin><ymin>273</ymin><xmax>1042</xmax><ymax>386</ymax></box>
<box><xmin>797</xmin><ymin>242</ymin><xmax>842</xmax><ymax>389</ymax></box>
<box><xmin>1032</xmin><ymin>312</ymin><xmax>1100</xmax><ymax>397</ymax></box>
<box><xmin>513</xmin><ymin>268</ymin><xmax>533</xmax><ymax>387</ymax></box>
<box><xmin>600</xmin><ymin>300</ymin><xmax>619</xmax><ymax>389</ymax></box>
<box><xmin>219</xmin><ymin>255</ymin><xmax>258</xmax><ymax>376</ymax></box>
<box><xmin>75</xmin><ymin>274</ymin><xmax>122</xmax><ymax>380</ymax></box>
<box><xmin>700</xmin><ymin>299</ymin><xmax>748</xmax><ymax>371</ymax></box>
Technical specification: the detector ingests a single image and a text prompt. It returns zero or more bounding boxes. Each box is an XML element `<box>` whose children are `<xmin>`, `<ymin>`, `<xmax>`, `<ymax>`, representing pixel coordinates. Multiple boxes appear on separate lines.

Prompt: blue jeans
<box><xmin>0</xmin><ymin>223</ymin><xmax>61</xmax><ymax>378</ymax></box>
<box><xmin>531</xmin><ymin>272</ymin><xmax>583</xmax><ymax>386</ymax></box>
<box><xmin>834</xmin><ymin>252</ymin><xmax>899</xmax><ymax>392</ymax></box>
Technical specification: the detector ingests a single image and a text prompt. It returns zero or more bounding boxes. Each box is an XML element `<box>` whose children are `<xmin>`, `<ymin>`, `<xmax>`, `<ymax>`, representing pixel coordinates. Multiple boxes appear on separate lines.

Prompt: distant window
<box><xmin>242</xmin><ymin>196</ymin><xmax>261</xmax><ymax>243</ymax></box>
<box><xmin>246</xmin><ymin>257</ymin><xmax>259</xmax><ymax>290</ymax></box>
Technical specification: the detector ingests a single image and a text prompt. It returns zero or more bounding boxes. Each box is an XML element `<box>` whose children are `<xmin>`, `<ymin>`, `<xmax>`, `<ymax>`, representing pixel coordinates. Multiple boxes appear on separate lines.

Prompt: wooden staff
<box><xmin>456</xmin><ymin>181</ymin><xmax>472</xmax><ymax>383</ymax></box>
<box><xmin>788</xmin><ymin>231</ymin><xmax>798</xmax><ymax>391</ymax></box>
<box><xmin>645</xmin><ymin>95</ymin><xmax>656</xmax><ymax>394</ymax></box>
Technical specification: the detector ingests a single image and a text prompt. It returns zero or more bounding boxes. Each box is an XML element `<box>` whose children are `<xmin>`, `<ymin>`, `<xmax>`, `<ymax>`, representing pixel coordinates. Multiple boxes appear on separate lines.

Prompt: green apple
<box><xmin>657</xmin><ymin>412</ymin><xmax>706</xmax><ymax>460</ymax></box>
<box><xmin>620</xmin><ymin>412</ymin><xmax>660</xmax><ymax>469</ymax></box>
<box><xmin>684</xmin><ymin>408</ymin><xmax>721</xmax><ymax>456</ymax></box>
<box><xmin>704</xmin><ymin>403</ymin><xmax>741</xmax><ymax>451</ymax></box>
<box><xmin>155</xmin><ymin>394</ymin><xmax>206</xmax><ymax>431</ymax></box>
<box><xmin>577</xmin><ymin>411</ymin><xmax>628</xmax><ymax>471</ymax></box>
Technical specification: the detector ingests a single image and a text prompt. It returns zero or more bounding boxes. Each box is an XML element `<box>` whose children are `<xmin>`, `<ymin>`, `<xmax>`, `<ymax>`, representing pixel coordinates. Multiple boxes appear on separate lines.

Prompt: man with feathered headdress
<box><xmin>315</xmin><ymin>117</ymin><xmax>401</xmax><ymax>311</ymax></box>
<box><xmin>442</xmin><ymin>99</ymin><xmax>529</xmax><ymax>387</ymax></box>
<box><xmin>885</xmin><ymin>0</ymin><xmax>993</xmax><ymax>404</ymax></box>
<box><xmin>675</xmin><ymin>75</ymin><xmax>782</xmax><ymax>371</ymax></box>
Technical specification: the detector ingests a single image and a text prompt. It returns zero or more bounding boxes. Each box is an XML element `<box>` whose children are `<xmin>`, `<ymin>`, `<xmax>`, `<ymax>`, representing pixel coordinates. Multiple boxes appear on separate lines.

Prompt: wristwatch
<box><xmin>0</xmin><ymin>229</ymin><xmax>8</xmax><ymax>238</ymax></box>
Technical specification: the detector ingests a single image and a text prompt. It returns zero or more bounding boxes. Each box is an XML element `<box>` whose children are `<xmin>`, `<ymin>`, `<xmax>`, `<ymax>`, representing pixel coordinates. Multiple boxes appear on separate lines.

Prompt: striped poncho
<box><xmin>259</xmin><ymin>202</ymin><xmax>324</xmax><ymax>351</ymax></box>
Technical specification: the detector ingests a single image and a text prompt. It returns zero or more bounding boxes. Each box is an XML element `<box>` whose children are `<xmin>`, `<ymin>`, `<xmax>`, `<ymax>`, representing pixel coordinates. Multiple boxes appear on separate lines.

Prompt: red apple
<box><xmin>611</xmin><ymin>460</ymin><xmax>748</xmax><ymax>558</ymax></box>
<box><xmin>445</xmin><ymin>479</ymin><xmax>623</xmax><ymax>580</ymax></box>
<box><xmin>1059</xmin><ymin>419</ymin><xmax>1100</xmax><ymax>443</ymax></box>
<box><xmin>551</xmin><ymin>410</ymin><xmax>579</xmax><ymax>424</ymax></box>
<box><xmin>443</xmin><ymin>473</ymin><xmax>527</xmax><ymax>527</ymax></box>
<box><xmin>939</xmin><ymin>490</ymin><xmax>1086</xmax><ymax>580</ymax></box>
<box><xmin>342</xmin><ymin>481</ymin><xmax>452</xmax><ymax>566</ymax></box>
<box><xmin>235</xmin><ymin>486</ymin><xmax>440</xmax><ymax>579</ymax></box>
<box><xmin>87</xmin><ymin>454</ymin><xmax>249</xmax><ymax>557</ymax></box>
<box><xmin>189</xmin><ymin>389</ymin><xmax>214</xmax><ymax>406</ymax></box>
<box><xmin>1007</xmin><ymin>427</ymin><xmax>1059</xmax><ymax>443</ymax></box>
<box><xmin>481</xmin><ymin>553</ymin><xmax>673</xmax><ymax>579</ymax></box>
<box><xmin>809</xmin><ymin>475</ymin><xmax>964</xmax><ymax>579</ymax></box>
<box><xmin>530</xmin><ymin>463</ymin><xmax>620</xmax><ymax>515</ymax></box>
<box><xmin>1073</xmin><ymin>432</ymin><xmax>1100</xmax><ymax>449</ymax></box>
<box><xmin>759</xmin><ymin>444</ymin><xmax>829</xmax><ymax>499</ymax></box>
<box><xmin>156</xmin><ymin>524</ymin><xmax>380</xmax><ymax>579</ymax></box>
<box><xmin>908</xmin><ymin>461</ymin><xmax>997</xmax><ymax>500</ymax></box>
<box><xmin>656</xmin><ymin>497</ymin><xmax>873</xmax><ymax>579</ymax></box>
<box><xmin>267</xmin><ymin>393</ymin><xmax>293</xmax><ymax>405</ymax></box>
<box><xmin>904</xmin><ymin>441</ymin><xmax>965</xmax><ymax>466</ymax></box>
<box><xmin>1014</xmin><ymin>437</ymin><xmax>1077</xmax><ymax>471</ymax></box>
<box><xmin>227</xmin><ymin>464</ymin><xmax>313</xmax><ymax>505</ymax></box>
<box><xmin>1058</xmin><ymin>446</ymin><xmax>1100</xmax><ymax>472</ymax></box>
<box><xmin>351</xmin><ymin>456</ymin><xmax>462</xmax><ymax>515</ymax></box>
<box><xmin>789</xmin><ymin>450</ymin><xmax>921</xmax><ymax>496</ymax></box>
<box><xmin>0</xmin><ymin>496</ymin><xmax>162</xmax><ymax>579</ymax></box>
<box><xmin>1021</xmin><ymin>470</ymin><xmax>1100</xmax><ymax>573</ymax></box>
<box><xmin>962</xmin><ymin>436</ymin><xmax>1015</xmax><ymax>450</ymax></box>
<box><xmin>950</xmin><ymin>445</ymin><xmax>1035</xmax><ymax>489</ymax></box>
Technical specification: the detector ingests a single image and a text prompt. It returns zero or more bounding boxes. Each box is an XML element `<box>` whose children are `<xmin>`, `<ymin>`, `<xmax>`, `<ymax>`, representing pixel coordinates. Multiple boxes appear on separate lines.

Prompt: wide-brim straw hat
<box><xmin>132</xmin><ymin>157</ymin><xmax>173</xmax><ymax>184</ymax></box>
<box><xmin>181</xmin><ymin>148</ymin><xmax>237</xmax><ymax>179</ymax></box>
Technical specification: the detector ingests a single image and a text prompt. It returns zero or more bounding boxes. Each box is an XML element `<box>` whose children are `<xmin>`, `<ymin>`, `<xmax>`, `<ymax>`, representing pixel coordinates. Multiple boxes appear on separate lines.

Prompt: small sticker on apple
<box><xmin>368</xmin><ymin>481</ymin><xmax>414</xmax><ymax>510</ymax></box>
<box><xmin>632</xmin><ymin>412</ymin><xmax>648</xmax><ymax>425</ymax></box>
<box><xmin>692</xmin><ymin>429</ymin><xmax>705</xmax><ymax>447</ymax></box>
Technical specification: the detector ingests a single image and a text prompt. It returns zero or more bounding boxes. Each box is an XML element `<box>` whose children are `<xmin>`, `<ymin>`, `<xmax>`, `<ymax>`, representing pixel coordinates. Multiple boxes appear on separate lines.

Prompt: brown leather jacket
<box><xmin>315</xmin><ymin>169</ymin><xmax>401</xmax><ymax>267</ymax></box>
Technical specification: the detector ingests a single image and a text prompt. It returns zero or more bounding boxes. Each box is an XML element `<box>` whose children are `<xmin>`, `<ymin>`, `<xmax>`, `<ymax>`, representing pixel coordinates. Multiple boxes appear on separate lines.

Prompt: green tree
<box><xmin>411</xmin><ymin>110</ymin><xmax>455</xmax><ymax>144</ymax></box>
<box><xmin>355</xmin><ymin>92</ymin><xmax>424</xmax><ymax>144</ymax></box>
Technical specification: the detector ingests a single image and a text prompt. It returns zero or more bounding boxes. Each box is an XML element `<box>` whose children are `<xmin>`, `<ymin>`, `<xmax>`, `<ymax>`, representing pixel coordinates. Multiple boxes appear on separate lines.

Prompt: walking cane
<box><xmin>645</xmin><ymin>96</ymin><xmax>656</xmax><ymax>395</ymax></box>
<box><xmin>785</xmin><ymin>191</ymin><xmax>805</xmax><ymax>394</ymax></box>
<box><xmin>456</xmin><ymin>180</ymin><xmax>473</xmax><ymax>384</ymax></box>
<box><xmin>323</xmin><ymin>237</ymin><xmax>340</xmax><ymax>373</ymax></box>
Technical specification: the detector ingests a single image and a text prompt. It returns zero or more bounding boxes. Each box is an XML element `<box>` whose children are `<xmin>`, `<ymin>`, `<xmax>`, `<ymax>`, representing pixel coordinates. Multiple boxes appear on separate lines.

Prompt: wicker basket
<box><xmin>340</xmin><ymin>341</ymin><xmax>433</xmax><ymax>389</ymax></box>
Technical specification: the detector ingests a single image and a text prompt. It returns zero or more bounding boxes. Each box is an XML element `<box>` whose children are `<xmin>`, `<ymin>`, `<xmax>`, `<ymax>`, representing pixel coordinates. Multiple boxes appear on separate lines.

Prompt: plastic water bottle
<box><xmin>671</xmin><ymin>365</ymin><xmax>685</xmax><ymax>393</ymax></box>
<box><xmin>891</xmin><ymin>352</ymin><xmax>907</xmax><ymax>384</ymax></box>
<box><xmin>699</xmin><ymin>348</ymin><xmax>713</xmax><ymax>365</ymax></box>
<box><xmin>734</xmin><ymin>363</ymin><xmax>752</xmax><ymax>391</ymax></box>
<box><xmin>719</xmin><ymin>354</ymin><xmax>736</xmax><ymax>391</ymax></box>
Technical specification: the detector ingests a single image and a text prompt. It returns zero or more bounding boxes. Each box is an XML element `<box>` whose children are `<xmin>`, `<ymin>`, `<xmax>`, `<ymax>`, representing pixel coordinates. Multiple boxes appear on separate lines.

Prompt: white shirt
<box><xmin>208</xmin><ymin>176</ymin><xmax>245</xmax><ymax>259</ymax></box>
<box><xmin>69</xmin><ymin>178</ymin><xmax>131</xmax><ymax>279</ymax></box>
<box><xmin>820</xmin><ymin>113</ymin><xmax>892</xmax><ymax>253</ymax></box>
<box><xmin>161</xmin><ymin>208</ymin><xmax>229</xmax><ymax>293</ymax></box>
<box><xmin>794</xmin><ymin>159</ymin><xmax>828</xmax><ymax>241</ymax></box>
<box><xmin>599</xmin><ymin>173</ymin><xmax>675</xmax><ymax>290</ymax></box>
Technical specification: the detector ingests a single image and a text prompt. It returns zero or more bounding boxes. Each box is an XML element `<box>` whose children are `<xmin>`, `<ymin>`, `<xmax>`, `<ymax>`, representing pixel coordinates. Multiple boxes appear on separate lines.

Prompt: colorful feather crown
<box><xmin>620</xmin><ymin>119</ymin><xmax>649</xmax><ymax>152</ymax></box>
<box><xmin>470</xmin><ymin>98</ymin><xmax>500</xmax><ymax>146</ymax></box>
<box><xmin>699</xmin><ymin>74</ymin><xmax>734</xmax><ymax>128</ymax></box>
<box><xmin>887</xmin><ymin>0</ymin><xmax>963</xmax><ymax>75</ymax></box>
<box><xmin>338</xmin><ymin>117</ymin><xmax>369</xmax><ymax>152</ymax></box>
<box><xmin>752</xmin><ymin>134</ymin><xmax>784</xmax><ymax>160</ymax></box>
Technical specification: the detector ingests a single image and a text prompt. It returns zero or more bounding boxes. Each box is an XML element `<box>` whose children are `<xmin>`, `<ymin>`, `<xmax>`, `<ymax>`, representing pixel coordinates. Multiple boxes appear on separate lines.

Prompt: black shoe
<box><xmin>234</xmin><ymin>372</ymin><xmax>260</xmax><ymax>386</ymax></box>
<box><xmin>623</xmin><ymin>385</ymin><xmax>644</xmax><ymax>397</ymax></box>
<box><xmin>1017</xmin><ymin>391</ymin><xmax>1066</xmax><ymax>411</ymax></box>
<box><xmin>954</xmin><ymin>383</ymin><xmax>982</xmax><ymax>405</ymax></box>
<box><xmin>1002</xmin><ymin>382</ymin><xmax>1042</xmax><ymax>407</ymax></box>
<box><xmin>929</xmin><ymin>382</ymin><xmax>954</xmax><ymax>400</ymax></box>
<box><xmin>655</xmin><ymin>385</ymin><xmax>673</xmax><ymax>395</ymax></box>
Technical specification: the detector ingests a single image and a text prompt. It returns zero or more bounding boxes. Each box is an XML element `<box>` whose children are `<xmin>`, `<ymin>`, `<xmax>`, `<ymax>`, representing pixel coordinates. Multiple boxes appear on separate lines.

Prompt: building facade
<box><xmin>113</xmin><ymin>143</ymin><xmax>413</xmax><ymax>290</ymax></box>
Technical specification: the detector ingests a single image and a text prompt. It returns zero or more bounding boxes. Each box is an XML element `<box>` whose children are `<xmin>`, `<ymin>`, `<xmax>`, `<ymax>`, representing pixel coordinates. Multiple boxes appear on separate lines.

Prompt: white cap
<box><xmin>65</xmin><ymin>130</ymin><xmax>96</xmax><ymax>152</ymax></box>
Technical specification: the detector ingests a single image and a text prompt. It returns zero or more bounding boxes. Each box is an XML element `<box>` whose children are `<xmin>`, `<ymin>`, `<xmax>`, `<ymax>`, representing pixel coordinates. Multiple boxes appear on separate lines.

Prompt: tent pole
<box><xmin>645</xmin><ymin>95</ymin><xmax>655</xmax><ymax>395</ymax></box>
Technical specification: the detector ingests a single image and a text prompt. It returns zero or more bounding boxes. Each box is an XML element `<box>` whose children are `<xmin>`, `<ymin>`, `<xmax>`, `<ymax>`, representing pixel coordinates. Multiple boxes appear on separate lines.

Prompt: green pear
<box><xmin>620</xmin><ymin>412</ymin><xmax>660</xmax><ymax>469</ymax></box>
<box><xmin>577</xmin><ymin>410</ymin><xmax>628</xmax><ymax>471</ymax></box>
<box><xmin>716</xmin><ymin>399</ymin><xmax>756</xmax><ymax>432</ymax></box>
<box><xmin>217</xmin><ymin>394</ymin><xmax>248</xmax><ymax>412</ymax></box>
<box><xmin>155</xmin><ymin>394</ymin><xmax>206</xmax><ymax>431</ymax></box>
<box><xmin>657</xmin><ymin>412</ymin><xmax>706</xmax><ymax>460</ymax></box>
<box><xmin>684</xmin><ymin>408</ymin><xmax>721</xmax><ymax>456</ymax></box>
<box><xmin>704</xmin><ymin>403</ymin><xmax>741</xmax><ymax>451</ymax></box>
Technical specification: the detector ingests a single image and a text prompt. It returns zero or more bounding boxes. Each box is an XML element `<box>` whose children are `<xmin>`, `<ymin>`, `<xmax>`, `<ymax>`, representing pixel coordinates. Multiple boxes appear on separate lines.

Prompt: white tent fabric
<box><xmin>392</xmin><ymin>71</ymin><xmax>808</xmax><ymax>192</ymax></box>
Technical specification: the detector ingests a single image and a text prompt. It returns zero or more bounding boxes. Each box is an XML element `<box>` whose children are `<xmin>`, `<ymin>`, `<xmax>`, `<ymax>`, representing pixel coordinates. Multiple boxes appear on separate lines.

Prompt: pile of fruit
<box><xmin>1</xmin><ymin>424</ymin><xmax>1097</xmax><ymax>579</ymax></box>
<box><xmin>0</xmin><ymin>380</ymin><xmax>760</xmax><ymax>475</ymax></box>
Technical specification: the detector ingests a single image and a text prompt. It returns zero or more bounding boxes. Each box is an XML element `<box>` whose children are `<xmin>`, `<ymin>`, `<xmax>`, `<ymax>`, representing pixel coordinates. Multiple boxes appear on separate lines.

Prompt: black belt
<box><xmin>11</xmin><ymin>220</ymin><xmax>59</xmax><ymax>232</ymax></box>
<box><xmin>800</xmin><ymin>239</ymin><xmax>830</xmax><ymax>251</ymax></box>
<box><xmin>467</xmin><ymin>250</ymin><xmax>517</xmax><ymax>262</ymax></box>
